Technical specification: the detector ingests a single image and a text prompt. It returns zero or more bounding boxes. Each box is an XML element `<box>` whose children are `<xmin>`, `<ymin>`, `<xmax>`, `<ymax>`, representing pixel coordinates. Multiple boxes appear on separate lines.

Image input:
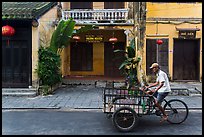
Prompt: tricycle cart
<box><xmin>103</xmin><ymin>82</ymin><xmax>189</xmax><ymax>132</ymax></box>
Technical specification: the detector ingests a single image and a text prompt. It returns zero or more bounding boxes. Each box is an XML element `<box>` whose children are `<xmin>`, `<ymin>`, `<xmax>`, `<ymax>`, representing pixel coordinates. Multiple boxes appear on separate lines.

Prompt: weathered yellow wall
<box><xmin>69</xmin><ymin>43</ymin><xmax>104</xmax><ymax>75</ymax></box>
<box><xmin>61</xmin><ymin>27</ymin><xmax>132</xmax><ymax>77</ymax></box>
<box><xmin>147</xmin><ymin>2</ymin><xmax>202</xmax><ymax>18</ymax></box>
<box><xmin>32</xmin><ymin>5</ymin><xmax>58</xmax><ymax>87</ymax></box>
<box><xmin>61</xmin><ymin>46</ymin><xmax>70</xmax><ymax>76</ymax></box>
<box><xmin>62</xmin><ymin>2</ymin><xmax>70</xmax><ymax>9</ymax></box>
<box><xmin>93</xmin><ymin>2</ymin><xmax>104</xmax><ymax>9</ymax></box>
<box><xmin>32</xmin><ymin>27</ymin><xmax>39</xmax><ymax>87</ymax></box>
<box><xmin>144</xmin><ymin>2</ymin><xmax>202</xmax><ymax>81</ymax></box>
<box><xmin>93</xmin><ymin>43</ymin><xmax>104</xmax><ymax>75</ymax></box>
<box><xmin>60</xmin><ymin>2</ymin><xmax>132</xmax><ymax>77</ymax></box>
<box><xmin>62</xmin><ymin>42</ymin><xmax>104</xmax><ymax>76</ymax></box>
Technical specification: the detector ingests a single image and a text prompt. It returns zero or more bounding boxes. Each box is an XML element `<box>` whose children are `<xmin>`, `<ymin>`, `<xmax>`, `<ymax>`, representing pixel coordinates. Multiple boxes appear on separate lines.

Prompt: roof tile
<box><xmin>2</xmin><ymin>2</ymin><xmax>58</xmax><ymax>20</ymax></box>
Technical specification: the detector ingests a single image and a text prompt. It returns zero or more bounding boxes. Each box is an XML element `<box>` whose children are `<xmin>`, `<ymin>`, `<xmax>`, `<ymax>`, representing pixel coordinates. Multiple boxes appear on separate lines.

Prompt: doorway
<box><xmin>2</xmin><ymin>20</ymin><xmax>32</xmax><ymax>88</ymax></box>
<box><xmin>173</xmin><ymin>38</ymin><xmax>200</xmax><ymax>81</ymax></box>
<box><xmin>146</xmin><ymin>38</ymin><xmax>169</xmax><ymax>76</ymax></box>
<box><xmin>104</xmin><ymin>42</ymin><xmax>125</xmax><ymax>77</ymax></box>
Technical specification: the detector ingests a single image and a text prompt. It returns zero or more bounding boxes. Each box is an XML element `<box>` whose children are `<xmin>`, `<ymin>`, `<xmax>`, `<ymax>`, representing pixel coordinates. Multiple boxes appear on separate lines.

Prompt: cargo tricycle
<box><xmin>103</xmin><ymin>82</ymin><xmax>189</xmax><ymax>132</ymax></box>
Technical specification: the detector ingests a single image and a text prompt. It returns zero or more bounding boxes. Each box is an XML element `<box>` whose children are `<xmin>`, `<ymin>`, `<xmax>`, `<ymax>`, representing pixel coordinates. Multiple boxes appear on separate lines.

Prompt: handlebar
<box><xmin>128</xmin><ymin>86</ymin><xmax>156</xmax><ymax>97</ymax></box>
<box><xmin>139</xmin><ymin>87</ymin><xmax>156</xmax><ymax>96</ymax></box>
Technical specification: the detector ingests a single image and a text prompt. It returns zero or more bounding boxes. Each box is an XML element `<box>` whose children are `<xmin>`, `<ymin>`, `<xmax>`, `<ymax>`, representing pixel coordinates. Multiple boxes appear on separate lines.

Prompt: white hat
<box><xmin>150</xmin><ymin>63</ymin><xmax>159</xmax><ymax>69</ymax></box>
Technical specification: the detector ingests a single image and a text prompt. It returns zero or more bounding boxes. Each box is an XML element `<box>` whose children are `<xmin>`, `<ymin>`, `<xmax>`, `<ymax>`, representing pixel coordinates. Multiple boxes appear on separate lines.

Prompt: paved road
<box><xmin>2</xmin><ymin>109</ymin><xmax>202</xmax><ymax>135</ymax></box>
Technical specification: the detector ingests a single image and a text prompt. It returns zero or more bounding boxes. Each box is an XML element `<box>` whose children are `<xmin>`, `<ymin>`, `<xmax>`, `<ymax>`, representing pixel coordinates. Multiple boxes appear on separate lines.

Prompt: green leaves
<box><xmin>127</xmin><ymin>39</ymin><xmax>135</xmax><ymax>58</ymax></box>
<box><xmin>38</xmin><ymin>18</ymin><xmax>95</xmax><ymax>88</ymax></box>
<box><xmin>117</xmin><ymin>38</ymin><xmax>141</xmax><ymax>88</ymax></box>
<box><xmin>36</xmin><ymin>47</ymin><xmax>62</xmax><ymax>86</ymax></box>
<box><xmin>119</xmin><ymin>60</ymin><xmax>131</xmax><ymax>70</ymax></box>
<box><xmin>74</xmin><ymin>25</ymin><xmax>96</xmax><ymax>34</ymax></box>
<box><xmin>50</xmin><ymin>18</ymin><xmax>95</xmax><ymax>54</ymax></box>
<box><xmin>50</xmin><ymin>18</ymin><xmax>76</xmax><ymax>54</ymax></box>
<box><xmin>60</xmin><ymin>18</ymin><xmax>76</xmax><ymax>48</ymax></box>
<box><xmin>50</xmin><ymin>20</ymin><xmax>66</xmax><ymax>53</ymax></box>
<box><xmin>113</xmin><ymin>49</ymin><xmax>127</xmax><ymax>53</ymax></box>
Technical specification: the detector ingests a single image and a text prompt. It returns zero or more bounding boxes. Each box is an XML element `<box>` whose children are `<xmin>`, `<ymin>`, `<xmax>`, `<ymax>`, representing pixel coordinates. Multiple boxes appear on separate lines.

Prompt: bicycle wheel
<box><xmin>112</xmin><ymin>106</ymin><xmax>138</xmax><ymax>132</ymax></box>
<box><xmin>164</xmin><ymin>99</ymin><xmax>189</xmax><ymax>124</ymax></box>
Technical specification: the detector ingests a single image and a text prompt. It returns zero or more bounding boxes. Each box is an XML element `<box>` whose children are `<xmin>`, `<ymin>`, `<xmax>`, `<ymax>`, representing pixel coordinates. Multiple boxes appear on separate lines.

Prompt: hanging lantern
<box><xmin>109</xmin><ymin>37</ymin><xmax>118</xmax><ymax>44</ymax></box>
<box><xmin>72</xmin><ymin>35</ymin><xmax>80</xmax><ymax>46</ymax></box>
<box><xmin>156</xmin><ymin>39</ymin><xmax>163</xmax><ymax>45</ymax></box>
<box><xmin>72</xmin><ymin>35</ymin><xmax>80</xmax><ymax>41</ymax></box>
<box><xmin>2</xmin><ymin>25</ymin><xmax>15</xmax><ymax>46</ymax></box>
<box><xmin>109</xmin><ymin>37</ymin><xmax>118</xmax><ymax>49</ymax></box>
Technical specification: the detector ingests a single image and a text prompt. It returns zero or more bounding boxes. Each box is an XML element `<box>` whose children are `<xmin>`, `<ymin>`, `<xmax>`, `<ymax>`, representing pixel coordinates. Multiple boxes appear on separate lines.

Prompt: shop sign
<box><xmin>86</xmin><ymin>35</ymin><xmax>103</xmax><ymax>43</ymax></box>
<box><xmin>178</xmin><ymin>31</ymin><xmax>196</xmax><ymax>39</ymax></box>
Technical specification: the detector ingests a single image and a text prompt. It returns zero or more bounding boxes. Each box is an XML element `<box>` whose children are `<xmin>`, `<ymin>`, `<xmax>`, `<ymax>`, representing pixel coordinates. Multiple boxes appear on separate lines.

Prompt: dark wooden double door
<box><xmin>104</xmin><ymin>42</ymin><xmax>125</xmax><ymax>77</ymax></box>
<box><xmin>2</xmin><ymin>20</ymin><xmax>32</xmax><ymax>88</ymax></box>
<box><xmin>146</xmin><ymin>39</ymin><xmax>169</xmax><ymax>76</ymax></box>
<box><xmin>173</xmin><ymin>38</ymin><xmax>200</xmax><ymax>81</ymax></box>
<box><xmin>146</xmin><ymin>38</ymin><xmax>200</xmax><ymax>81</ymax></box>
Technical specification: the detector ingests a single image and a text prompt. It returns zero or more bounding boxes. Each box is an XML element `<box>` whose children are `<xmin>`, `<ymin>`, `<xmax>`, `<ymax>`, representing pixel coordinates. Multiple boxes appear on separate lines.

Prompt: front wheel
<box><xmin>112</xmin><ymin>106</ymin><xmax>138</xmax><ymax>132</ymax></box>
<box><xmin>164</xmin><ymin>99</ymin><xmax>189</xmax><ymax>124</ymax></box>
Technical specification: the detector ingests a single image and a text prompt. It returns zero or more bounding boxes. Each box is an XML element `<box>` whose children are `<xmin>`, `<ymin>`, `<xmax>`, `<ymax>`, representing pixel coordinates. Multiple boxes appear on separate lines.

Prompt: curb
<box><xmin>2</xmin><ymin>107</ymin><xmax>61</xmax><ymax>110</ymax></box>
<box><xmin>2</xmin><ymin>88</ymin><xmax>37</xmax><ymax>97</ymax></box>
<box><xmin>2</xmin><ymin>107</ymin><xmax>202</xmax><ymax>110</ymax></box>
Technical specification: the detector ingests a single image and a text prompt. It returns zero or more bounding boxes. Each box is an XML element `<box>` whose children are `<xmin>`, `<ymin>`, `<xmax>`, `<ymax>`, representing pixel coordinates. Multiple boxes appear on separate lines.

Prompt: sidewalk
<box><xmin>2</xmin><ymin>82</ymin><xmax>202</xmax><ymax>110</ymax></box>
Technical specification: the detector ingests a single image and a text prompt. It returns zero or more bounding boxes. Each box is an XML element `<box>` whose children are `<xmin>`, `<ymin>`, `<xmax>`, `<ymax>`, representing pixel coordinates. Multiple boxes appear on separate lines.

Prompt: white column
<box><xmin>124</xmin><ymin>29</ymin><xmax>131</xmax><ymax>47</ymax></box>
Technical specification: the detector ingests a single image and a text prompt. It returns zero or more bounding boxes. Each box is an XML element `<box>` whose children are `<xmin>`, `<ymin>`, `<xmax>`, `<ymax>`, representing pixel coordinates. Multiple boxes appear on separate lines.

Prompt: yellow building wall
<box><xmin>32</xmin><ymin>27</ymin><xmax>39</xmax><ymax>87</ymax></box>
<box><xmin>60</xmin><ymin>2</ymin><xmax>136</xmax><ymax>77</ymax></box>
<box><xmin>147</xmin><ymin>2</ymin><xmax>202</xmax><ymax>18</ymax></box>
<box><xmin>62</xmin><ymin>2</ymin><xmax>70</xmax><ymax>9</ymax></box>
<box><xmin>93</xmin><ymin>2</ymin><xmax>104</xmax><ymax>9</ymax></box>
<box><xmin>61</xmin><ymin>26</ymin><xmax>133</xmax><ymax>77</ymax></box>
<box><xmin>62</xmin><ymin>43</ymin><xmax>104</xmax><ymax>76</ymax></box>
<box><xmin>32</xmin><ymin>6</ymin><xmax>58</xmax><ymax>87</ymax></box>
<box><xmin>144</xmin><ymin>2</ymin><xmax>202</xmax><ymax>81</ymax></box>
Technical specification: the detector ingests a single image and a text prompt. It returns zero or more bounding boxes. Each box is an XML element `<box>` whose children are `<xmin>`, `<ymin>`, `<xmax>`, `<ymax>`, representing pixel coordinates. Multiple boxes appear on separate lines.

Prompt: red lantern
<box><xmin>72</xmin><ymin>35</ymin><xmax>80</xmax><ymax>41</ymax></box>
<box><xmin>109</xmin><ymin>37</ymin><xmax>118</xmax><ymax>44</ymax></box>
<box><xmin>156</xmin><ymin>39</ymin><xmax>163</xmax><ymax>45</ymax></box>
<box><xmin>2</xmin><ymin>25</ymin><xmax>15</xmax><ymax>36</ymax></box>
<box><xmin>2</xmin><ymin>25</ymin><xmax>15</xmax><ymax>46</ymax></box>
<box><xmin>72</xmin><ymin>35</ymin><xmax>80</xmax><ymax>46</ymax></box>
<box><xmin>109</xmin><ymin>37</ymin><xmax>118</xmax><ymax>49</ymax></box>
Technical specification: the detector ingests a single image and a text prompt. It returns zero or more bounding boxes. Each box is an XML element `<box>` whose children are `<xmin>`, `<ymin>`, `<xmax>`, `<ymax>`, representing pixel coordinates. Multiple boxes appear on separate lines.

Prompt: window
<box><xmin>70</xmin><ymin>42</ymin><xmax>93</xmax><ymax>71</ymax></box>
<box><xmin>104</xmin><ymin>2</ymin><xmax>125</xmax><ymax>9</ymax></box>
<box><xmin>70</xmin><ymin>2</ymin><xmax>93</xmax><ymax>9</ymax></box>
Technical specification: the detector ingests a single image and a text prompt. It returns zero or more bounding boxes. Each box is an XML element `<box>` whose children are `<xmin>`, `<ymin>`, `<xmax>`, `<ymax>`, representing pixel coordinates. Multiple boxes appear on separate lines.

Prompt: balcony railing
<box><xmin>62</xmin><ymin>9</ymin><xmax>133</xmax><ymax>24</ymax></box>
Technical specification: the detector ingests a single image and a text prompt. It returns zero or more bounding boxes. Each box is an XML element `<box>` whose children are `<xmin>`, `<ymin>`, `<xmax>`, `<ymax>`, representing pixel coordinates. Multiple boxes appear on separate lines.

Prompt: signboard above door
<box><xmin>85</xmin><ymin>35</ymin><xmax>103</xmax><ymax>43</ymax></box>
<box><xmin>176</xmin><ymin>27</ymin><xmax>200</xmax><ymax>39</ymax></box>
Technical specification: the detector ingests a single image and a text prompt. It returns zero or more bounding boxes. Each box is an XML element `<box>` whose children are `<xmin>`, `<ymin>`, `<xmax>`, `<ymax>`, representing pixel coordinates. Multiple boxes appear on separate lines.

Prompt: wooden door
<box><xmin>104</xmin><ymin>42</ymin><xmax>125</xmax><ymax>77</ymax></box>
<box><xmin>146</xmin><ymin>39</ymin><xmax>169</xmax><ymax>75</ymax></box>
<box><xmin>2</xmin><ymin>21</ymin><xmax>32</xmax><ymax>88</ymax></box>
<box><xmin>173</xmin><ymin>38</ymin><xmax>200</xmax><ymax>80</ymax></box>
<box><xmin>70</xmin><ymin>42</ymin><xmax>93</xmax><ymax>71</ymax></box>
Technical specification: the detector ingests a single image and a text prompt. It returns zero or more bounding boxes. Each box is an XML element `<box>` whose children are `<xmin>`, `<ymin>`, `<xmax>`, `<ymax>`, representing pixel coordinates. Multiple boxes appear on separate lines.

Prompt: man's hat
<box><xmin>150</xmin><ymin>63</ymin><xmax>159</xmax><ymax>69</ymax></box>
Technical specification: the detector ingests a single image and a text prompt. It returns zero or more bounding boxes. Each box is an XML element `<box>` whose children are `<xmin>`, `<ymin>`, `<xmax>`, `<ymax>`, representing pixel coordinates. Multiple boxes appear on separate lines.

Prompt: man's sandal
<box><xmin>160</xmin><ymin>116</ymin><xmax>168</xmax><ymax>123</ymax></box>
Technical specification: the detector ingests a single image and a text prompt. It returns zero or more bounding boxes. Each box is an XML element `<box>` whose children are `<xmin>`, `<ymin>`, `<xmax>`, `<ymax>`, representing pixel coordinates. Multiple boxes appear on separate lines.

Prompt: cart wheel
<box><xmin>112</xmin><ymin>106</ymin><xmax>138</xmax><ymax>132</ymax></box>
